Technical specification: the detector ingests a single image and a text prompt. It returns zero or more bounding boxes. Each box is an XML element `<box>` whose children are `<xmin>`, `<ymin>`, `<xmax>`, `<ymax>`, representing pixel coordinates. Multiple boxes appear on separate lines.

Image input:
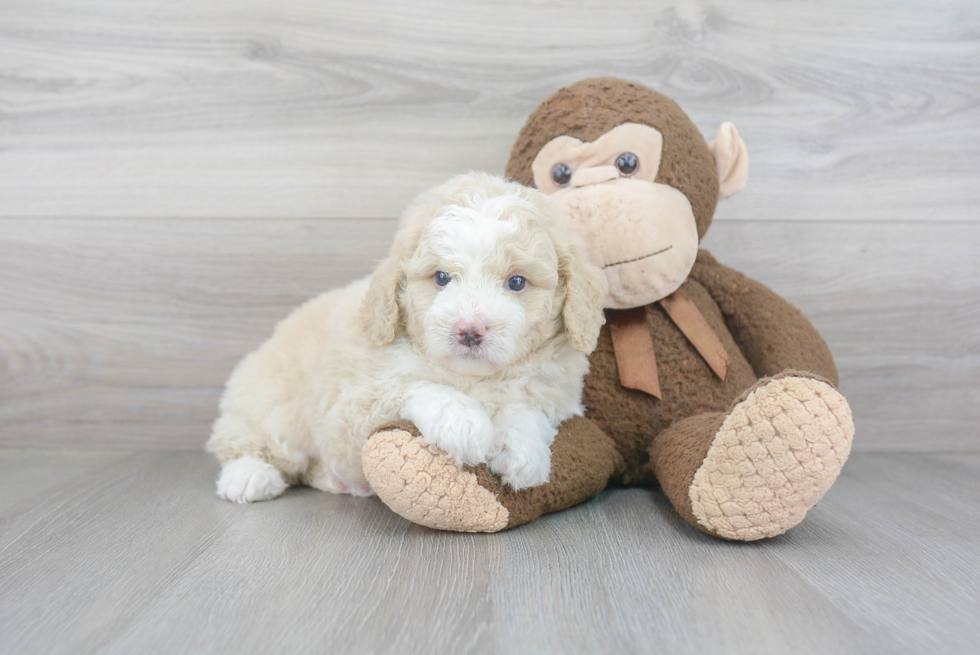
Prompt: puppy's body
<box><xmin>207</xmin><ymin>173</ymin><xmax>606</xmax><ymax>503</ymax></box>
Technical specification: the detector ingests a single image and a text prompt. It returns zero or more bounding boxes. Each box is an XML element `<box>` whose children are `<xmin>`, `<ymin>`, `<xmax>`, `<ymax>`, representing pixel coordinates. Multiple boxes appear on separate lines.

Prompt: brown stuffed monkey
<box><xmin>361</xmin><ymin>78</ymin><xmax>854</xmax><ymax>541</ymax></box>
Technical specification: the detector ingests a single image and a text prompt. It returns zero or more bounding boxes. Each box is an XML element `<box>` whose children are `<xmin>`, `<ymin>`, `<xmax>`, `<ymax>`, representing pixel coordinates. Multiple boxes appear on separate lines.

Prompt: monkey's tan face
<box><xmin>532</xmin><ymin>123</ymin><xmax>700</xmax><ymax>309</ymax></box>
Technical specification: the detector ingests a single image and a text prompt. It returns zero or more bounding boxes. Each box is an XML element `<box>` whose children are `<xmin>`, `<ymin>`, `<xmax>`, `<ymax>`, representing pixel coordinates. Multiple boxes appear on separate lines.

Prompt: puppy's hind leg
<box><xmin>208</xmin><ymin>413</ymin><xmax>296</xmax><ymax>504</ymax></box>
<box><xmin>216</xmin><ymin>456</ymin><xmax>289</xmax><ymax>504</ymax></box>
<box><xmin>301</xmin><ymin>459</ymin><xmax>375</xmax><ymax>498</ymax></box>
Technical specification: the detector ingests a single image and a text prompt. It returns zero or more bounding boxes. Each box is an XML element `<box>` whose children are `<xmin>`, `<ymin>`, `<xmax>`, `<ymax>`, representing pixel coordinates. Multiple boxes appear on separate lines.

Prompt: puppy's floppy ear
<box><xmin>359</xmin><ymin>195</ymin><xmax>432</xmax><ymax>347</ymax></box>
<box><xmin>359</xmin><ymin>254</ymin><xmax>403</xmax><ymax>347</ymax></box>
<box><xmin>558</xmin><ymin>233</ymin><xmax>608</xmax><ymax>355</ymax></box>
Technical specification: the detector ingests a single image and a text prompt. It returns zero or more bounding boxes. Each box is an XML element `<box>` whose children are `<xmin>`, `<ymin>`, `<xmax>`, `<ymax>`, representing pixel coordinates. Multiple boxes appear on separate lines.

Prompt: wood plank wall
<box><xmin>1</xmin><ymin>0</ymin><xmax>978</xmax><ymax>451</ymax></box>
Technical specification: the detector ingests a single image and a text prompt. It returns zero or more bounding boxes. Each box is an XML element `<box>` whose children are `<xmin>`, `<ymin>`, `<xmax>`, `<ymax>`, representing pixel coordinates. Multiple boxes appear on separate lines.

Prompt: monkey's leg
<box><xmin>362</xmin><ymin>417</ymin><xmax>621</xmax><ymax>532</ymax></box>
<box><xmin>649</xmin><ymin>373</ymin><xmax>854</xmax><ymax>541</ymax></box>
<box><xmin>690</xmin><ymin>249</ymin><xmax>840</xmax><ymax>384</ymax></box>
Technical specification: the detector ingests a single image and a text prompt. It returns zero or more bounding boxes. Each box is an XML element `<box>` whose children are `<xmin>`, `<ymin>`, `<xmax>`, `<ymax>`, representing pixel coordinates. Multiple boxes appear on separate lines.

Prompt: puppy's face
<box><xmin>360</xmin><ymin>173</ymin><xmax>608</xmax><ymax>376</ymax></box>
<box><xmin>402</xmin><ymin>195</ymin><xmax>560</xmax><ymax>375</ymax></box>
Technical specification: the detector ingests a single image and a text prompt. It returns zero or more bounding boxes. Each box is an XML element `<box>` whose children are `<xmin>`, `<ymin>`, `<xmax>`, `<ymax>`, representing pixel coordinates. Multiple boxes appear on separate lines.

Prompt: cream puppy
<box><xmin>207</xmin><ymin>172</ymin><xmax>607</xmax><ymax>503</ymax></box>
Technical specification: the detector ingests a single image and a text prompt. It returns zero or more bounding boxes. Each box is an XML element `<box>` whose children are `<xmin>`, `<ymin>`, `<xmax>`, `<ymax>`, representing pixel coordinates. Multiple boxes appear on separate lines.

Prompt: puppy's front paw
<box><xmin>489</xmin><ymin>409</ymin><xmax>556</xmax><ymax>490</ymax></box>
<box><xmin>490</xmin><ymin>439</ymin><xmax>552</xmax><ymax>491</ymax></box>
<box><xmin>402</xmin><ymin>385</ymin><xmax>495</xmax><ymax>467</ymax></box>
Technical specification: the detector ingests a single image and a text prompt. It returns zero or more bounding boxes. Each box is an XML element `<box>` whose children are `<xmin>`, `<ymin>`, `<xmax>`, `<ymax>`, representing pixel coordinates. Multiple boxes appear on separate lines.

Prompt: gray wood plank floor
<box><xmin>0</xmin><ymin>449</ymin><xmax>977</xmax><ymax>655</ymax></box>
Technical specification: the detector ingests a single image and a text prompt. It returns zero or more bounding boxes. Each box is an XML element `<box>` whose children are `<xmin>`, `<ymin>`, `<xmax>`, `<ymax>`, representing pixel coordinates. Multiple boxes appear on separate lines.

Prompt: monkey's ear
<box><xmin>559</xmin><ymin>236</ymin><xmax>609</xmax><ymax>355</ymax></box>
<box><xmin>708</xmin><ymin>122</ymin><xmax>749</xmax><ymax>200</ymax></box>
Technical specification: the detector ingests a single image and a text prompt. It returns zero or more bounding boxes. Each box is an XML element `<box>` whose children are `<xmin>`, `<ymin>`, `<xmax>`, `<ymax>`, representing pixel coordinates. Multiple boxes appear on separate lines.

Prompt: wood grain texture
<box><xmin>0</xmin><ymin>450</ymin><xmax>977</xmax><ymax>654</ymax></box>
<box><xmin>702</xmin><ymin>220</ymin><xmax>980</xmax><ymax>453</ymax></box>
<box><xmin>1</xmin><ymin>218</ymin><xmax>977</xmax><ymax>451</ymax></box>
<box><xmin>771</xmin><ymin>452</ymin><xmax>980</xmax><ymax>654</ymax></box>
<box><xmin>0</xmin><ymin>449</ymin><xmax>129</xmax><ymax>515</ymax></box>
<box><xmin>0</xmin><ymin>0</ymin><xmax>977</xmax><ymax>220</ymax></box>
<box><xmin>0</xmin><ymin>218</ymin><xmax>393</xmax><ymax>448</ymax></box>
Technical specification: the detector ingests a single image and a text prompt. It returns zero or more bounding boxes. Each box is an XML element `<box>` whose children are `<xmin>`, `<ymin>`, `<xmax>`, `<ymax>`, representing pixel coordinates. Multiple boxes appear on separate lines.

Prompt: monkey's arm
<box><xmin>688</xmin><ymin>249</ymin><xmax>839</xmax><ymax>385</ymax></box>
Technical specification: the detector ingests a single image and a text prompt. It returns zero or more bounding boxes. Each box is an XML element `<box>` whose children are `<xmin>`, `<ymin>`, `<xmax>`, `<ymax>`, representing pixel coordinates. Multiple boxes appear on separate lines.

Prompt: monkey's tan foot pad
<box><xmin>362</xmin><ymin>429</ymin><xmax>509</xmax><ymax>533</ymax></box>
<box><xmin>689</xmin><ymin>376</ymin><xmax>854</xmax><ymax>541</ymax></box>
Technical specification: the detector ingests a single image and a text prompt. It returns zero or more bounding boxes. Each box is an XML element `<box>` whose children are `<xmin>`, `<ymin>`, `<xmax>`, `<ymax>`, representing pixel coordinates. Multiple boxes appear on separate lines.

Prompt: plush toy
<box><xmin>361</xmin><ymin>78</ymin><xmax>854</xmax><ymax>541</ymax></box>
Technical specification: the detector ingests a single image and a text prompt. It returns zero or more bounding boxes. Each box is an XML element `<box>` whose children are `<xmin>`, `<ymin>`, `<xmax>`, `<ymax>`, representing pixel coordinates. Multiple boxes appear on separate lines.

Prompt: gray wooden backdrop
<box><xmin>1</xmin><ymin>0</ymin><xmax>978</xmax><ymax>452</ymax></box>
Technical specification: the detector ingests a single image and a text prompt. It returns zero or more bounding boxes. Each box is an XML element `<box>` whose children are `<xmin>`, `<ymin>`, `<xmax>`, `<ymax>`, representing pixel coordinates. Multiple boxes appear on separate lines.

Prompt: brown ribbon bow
<box><xmin>607</xmin><ymin>287</ymin><xmax>730</xmax><ymax>399</ymax></box>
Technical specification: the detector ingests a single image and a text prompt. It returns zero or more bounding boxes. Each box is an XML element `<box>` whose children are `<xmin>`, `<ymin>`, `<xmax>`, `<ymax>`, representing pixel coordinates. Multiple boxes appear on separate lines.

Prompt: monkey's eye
<box><xmin>615</xmin><ymin>152</ymin><xmax>638</xmax><ymax>176</ymax></box>
<box><xmin>434</xmin><ymin>271</ymin><xmax>451</xmax><ymax>287</ymax></box>
<box><xmin>551</xmin><ymin>163</ymin><xmax>572</xmax><ymax>186</ymax></box>
<box><xmin>507</xmin><ymin>275</ymin><xmax>527</xmax><ymax>292</ymax></box>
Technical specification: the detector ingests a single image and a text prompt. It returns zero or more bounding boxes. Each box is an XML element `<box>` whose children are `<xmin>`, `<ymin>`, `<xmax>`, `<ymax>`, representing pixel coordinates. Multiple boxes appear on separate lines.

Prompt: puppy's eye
<box><xmin>507</xmin><ymin>276</ymin><xmax>527</xmax><ymax>292</ymax></box>
<box><xmin>434</xmin><ymin>271</ymin><xmax>451</xmax><ymax>287</ymax></box>
<box><xmin>615</xmin><ymin>152</ymin><xmax>638</xmax><ymax>176</ymax></box>
<box><xmin>551</xmin><ymin>163</ymin><xmax>572</xmax><ymax>187</ymax></box>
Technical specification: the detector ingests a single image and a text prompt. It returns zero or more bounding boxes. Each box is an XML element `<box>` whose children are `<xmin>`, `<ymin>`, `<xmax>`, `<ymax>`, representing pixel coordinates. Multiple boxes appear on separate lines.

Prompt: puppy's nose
<box><xmin>454</xmin><ymin>318</ymin><xmax>486</xmax><ymax>347</ymax></box>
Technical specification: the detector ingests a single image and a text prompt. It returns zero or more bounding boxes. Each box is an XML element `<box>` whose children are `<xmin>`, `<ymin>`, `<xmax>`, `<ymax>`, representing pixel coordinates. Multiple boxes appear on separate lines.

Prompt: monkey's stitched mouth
<box><xmin>603</xmin><ymin>245</ymin><xmax>672</xmax><ymax>269</ymax></box>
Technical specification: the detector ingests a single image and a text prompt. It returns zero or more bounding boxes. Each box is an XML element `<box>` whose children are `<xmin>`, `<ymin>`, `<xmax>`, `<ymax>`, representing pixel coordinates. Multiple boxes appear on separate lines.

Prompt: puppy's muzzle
<box><xmin>454</xmin><ymin>318</ymin><xmax>486</xmax><ymax>348</ymax></box>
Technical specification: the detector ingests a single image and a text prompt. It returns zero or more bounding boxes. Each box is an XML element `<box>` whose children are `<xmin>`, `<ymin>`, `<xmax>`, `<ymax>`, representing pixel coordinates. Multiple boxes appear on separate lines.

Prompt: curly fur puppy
<box><xmin>207</xmin><ymin>172</ymin><xmax>607</xmax><ymax>503</ymax></box>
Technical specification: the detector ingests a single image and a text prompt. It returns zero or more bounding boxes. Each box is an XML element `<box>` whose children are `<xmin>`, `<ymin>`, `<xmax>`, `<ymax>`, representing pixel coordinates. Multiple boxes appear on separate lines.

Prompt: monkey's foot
<box><xmin>688</xmin><ymin>376</ymin><xmax>854</xmax><ymax>541</ymax></box>
<box><xmin>362</xmin><ymin>427</ymin><xmax>509</xmax><ymax>533</ymax></box>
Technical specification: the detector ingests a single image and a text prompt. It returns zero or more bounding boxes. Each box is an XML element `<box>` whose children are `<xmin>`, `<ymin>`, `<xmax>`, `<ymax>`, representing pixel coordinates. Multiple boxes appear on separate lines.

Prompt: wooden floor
<box><xmin>0</xmin><ymin>449</ymin><xmax>977</xmax><ymax>655</ymax></box>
